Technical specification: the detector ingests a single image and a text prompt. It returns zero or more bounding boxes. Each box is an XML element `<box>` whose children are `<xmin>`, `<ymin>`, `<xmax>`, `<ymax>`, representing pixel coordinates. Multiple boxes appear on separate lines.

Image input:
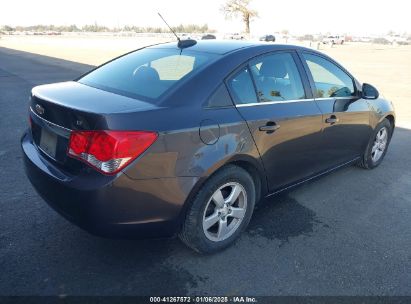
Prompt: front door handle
<box><xmin>259</xmin><ymin>122</ymin><xmax>280</xmax><ymax>133</ymax></box>
<box><xmin>325</xmin><ymin>115</ymin><xmax>339</xmax><ymax>124</ymax></box>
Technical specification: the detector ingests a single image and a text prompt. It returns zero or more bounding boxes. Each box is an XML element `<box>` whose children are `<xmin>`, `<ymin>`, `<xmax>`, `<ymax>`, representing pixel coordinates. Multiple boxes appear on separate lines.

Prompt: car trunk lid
<box><xmin>29</xmin><ymin>81</ymin><xmax>158</xmax><ymax>174</ymax></box>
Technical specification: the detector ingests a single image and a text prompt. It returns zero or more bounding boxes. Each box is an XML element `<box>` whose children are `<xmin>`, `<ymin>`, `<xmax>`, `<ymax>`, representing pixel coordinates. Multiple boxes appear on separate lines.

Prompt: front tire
<box><xmin>179</xmin><ymin>165</ymin><xmax>256</xmax><ymax>254</ymax></box>
<box><xmin>357</xmin><ymin>118</ymin><xmax>393</xmax><ymax>169</ymax></box>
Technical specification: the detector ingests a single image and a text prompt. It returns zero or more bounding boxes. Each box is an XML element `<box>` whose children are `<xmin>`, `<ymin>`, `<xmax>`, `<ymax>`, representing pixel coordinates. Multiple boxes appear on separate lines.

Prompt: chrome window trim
<box><xmin>314</xmin><ymin>96</ymin><xmax>358</xmax><ymax>101</ymax></box>
<box><xmin>235</xmin><ymin>98</ymin><xmax>315</xmax><ymax>107</ymax></box>
<box><xmin>235</xmin><ymin>96</ymin><xmax>358</xmax><ymax>107</ymax></box>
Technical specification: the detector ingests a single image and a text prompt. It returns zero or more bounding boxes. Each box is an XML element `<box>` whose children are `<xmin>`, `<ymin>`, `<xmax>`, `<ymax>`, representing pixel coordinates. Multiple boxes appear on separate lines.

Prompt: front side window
<box><xmin>303</xmin><ymin>53</ymin><xmax>355</xmax><ymax>98</ymax></box>
<box><xmin>249</xmin><ymin>52</ymin><xmax>305</xmax><ymax>102</ymax></box>
<box><xmin>78</xmin><ymin>48</ymin><xmax>217</xmax><ymax>102</ymax></box>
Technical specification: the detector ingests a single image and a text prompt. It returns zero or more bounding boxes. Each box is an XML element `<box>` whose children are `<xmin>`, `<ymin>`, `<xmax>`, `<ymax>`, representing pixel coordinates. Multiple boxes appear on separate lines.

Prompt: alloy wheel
<box><xmin>371</xmin><ymin>126</ymin><xmax>388</xmax><ymax>162</ymax></box>
<box><xmin>202</xmin><ymin>182</ymin><xmax>247</xmax><ymax>242</ymax></box>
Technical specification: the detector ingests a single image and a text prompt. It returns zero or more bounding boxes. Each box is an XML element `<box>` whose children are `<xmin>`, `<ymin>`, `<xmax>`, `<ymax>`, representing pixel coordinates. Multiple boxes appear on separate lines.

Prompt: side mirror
<box><xmin>362</xmin><ymin>83</ymin><xmax>379</xmax><ymax>99</ymax></box>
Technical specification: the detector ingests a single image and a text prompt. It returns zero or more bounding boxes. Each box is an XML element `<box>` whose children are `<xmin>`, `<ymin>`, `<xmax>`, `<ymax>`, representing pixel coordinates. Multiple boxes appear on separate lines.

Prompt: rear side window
<box><xmin>249</xmin><ymin>52</ymin><xmax>306</xmax><ymax>102</ymax></box>
<box><xmin>228</xmin><ymin>67</ymin><xmax>258</xmax><ymax>104</ymax></box>
<box><xmin>303</xmin><ymin>53</ymin><xmax>355</xmax><ymax>98</ymax></box>
<box><xmin>78</xmin><ymin>48</ymin><xmax>217</xmax><ymax>102</ymax></box>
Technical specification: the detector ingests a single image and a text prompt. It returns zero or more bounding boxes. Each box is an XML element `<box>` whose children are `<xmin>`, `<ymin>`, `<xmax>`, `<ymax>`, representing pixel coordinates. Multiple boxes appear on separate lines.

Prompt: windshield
<box><xmin>78</xmin><ymin>48</ymin><xmax>218</xmax><ymax>102</ymax></box>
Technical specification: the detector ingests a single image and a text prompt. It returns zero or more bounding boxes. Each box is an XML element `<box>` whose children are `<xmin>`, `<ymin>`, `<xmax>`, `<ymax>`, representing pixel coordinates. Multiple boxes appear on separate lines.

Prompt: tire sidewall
<box><xmin>364</xmin><ymin>119</ymin><xmax>393</xmax><ymax>168</ymax></box>
<box><xmin>184</xmin><ymin>166</ymin><xmax>256</xmax><ymax>253</ymax></box>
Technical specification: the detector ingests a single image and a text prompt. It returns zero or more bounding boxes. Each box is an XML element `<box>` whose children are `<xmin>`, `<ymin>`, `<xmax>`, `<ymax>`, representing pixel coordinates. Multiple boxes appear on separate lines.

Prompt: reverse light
<box><xmin>68</xmin><ymin>130</ymin><xmax>158</xmax><ymax>175</ymax></box>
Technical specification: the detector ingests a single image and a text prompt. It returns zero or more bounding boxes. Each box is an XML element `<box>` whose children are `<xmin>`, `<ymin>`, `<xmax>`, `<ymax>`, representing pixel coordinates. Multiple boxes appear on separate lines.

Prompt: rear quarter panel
<box><xmin>123</xmin><ymin>105</ymin><xmax>264</xmax><ymax>182</ymax></box>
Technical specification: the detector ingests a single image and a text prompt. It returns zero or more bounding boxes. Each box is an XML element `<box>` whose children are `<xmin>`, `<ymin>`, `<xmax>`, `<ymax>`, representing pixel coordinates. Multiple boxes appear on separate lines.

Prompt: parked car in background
<box><xmin>22</xmin><ymin>40</ymin><xmax>395</xmax><ymax>253</ymax></box>
<box><xmin>353</xmin><ymin>36</ymin><xmax>372</xmax><ymax>43</ymax></box>
<box><xmin>322</xmin><ymin>35</ymin><xmax>345</xmax><ymax>45</ymax></box>
<box><xmin>372</xmin><ymin>38</ymin><xmax>391</xmax><ymax>45</ymax></box>
<box><xmin>385</xmin><ymin>35</ymin><xmax>407</xmax><ymax>44</ymax></box>
<box><xmin>228</xmin><ymin>33</ymin><xmax>245</xmax><ymax>40</ymax></box>
<box><xmin>180</xmin><ymin>33</ymin><xmax>192</xmax><ymax>40</ymax></box>
<box><xmin>202</xmin><ymin>34</ymin><xmax>216</xmax><ymax>40</ymax></box>
<box><xmin>298</xmin><ymin>34</ymin><xmax>314</xmax><ymax>42</ymax></box>
<box><xmin>259</xmin><ymin>34</ymin><xmax>275</xmax><ymax>42</ymax></box>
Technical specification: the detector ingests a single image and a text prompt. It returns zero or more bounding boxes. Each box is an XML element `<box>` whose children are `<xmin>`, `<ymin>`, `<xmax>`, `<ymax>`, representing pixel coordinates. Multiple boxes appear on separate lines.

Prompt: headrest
<box><xmin>133</xmin><ymin>66</ymin><xmax>160</xmax><ymax>82</ymax></box>
<box><xmin>259</xmin><ymin>58</ymin><xmax>287</xmax><ymax>78</ymax></box>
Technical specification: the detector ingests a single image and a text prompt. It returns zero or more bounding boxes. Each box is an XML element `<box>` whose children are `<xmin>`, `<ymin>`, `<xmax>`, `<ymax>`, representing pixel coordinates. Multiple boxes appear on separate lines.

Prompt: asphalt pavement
<box><xmin>0</xmin><ymin>47</ymin><xmax>410</xmax><ymax>296</ymax></box>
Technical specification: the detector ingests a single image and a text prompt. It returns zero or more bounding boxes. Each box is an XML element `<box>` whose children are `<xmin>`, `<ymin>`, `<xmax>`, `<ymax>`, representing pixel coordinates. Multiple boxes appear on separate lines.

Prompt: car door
<box><xmin>227</xmin><ymin>51</ymin><xmax>324</xmax><ymax>192</ymax></box>
<box><xmin>299</xmin><ymin>52</ymin><xmax>373</xmax><ymax>167</ymax></box>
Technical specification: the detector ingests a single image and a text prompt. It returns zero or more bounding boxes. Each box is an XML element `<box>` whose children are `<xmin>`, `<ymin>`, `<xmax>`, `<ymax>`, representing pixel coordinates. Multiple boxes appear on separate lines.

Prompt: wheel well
<box><xmin>230</xmin><ymin>160</ymin><xmax>264</xmax><ymax>204</ymax></box>
<box><xmin>385</xmin><ymin>115</ymin><xmax>395</xmax><ymax>129</ymax></box>
<box><xmin>178</xmin><ymin>160</ymin><xmax>266</xmax><ymax>232</ymax></box>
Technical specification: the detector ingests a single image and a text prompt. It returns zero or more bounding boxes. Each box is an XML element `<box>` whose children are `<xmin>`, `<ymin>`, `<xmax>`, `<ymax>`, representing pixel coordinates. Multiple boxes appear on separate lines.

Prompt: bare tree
<box><xmin>221</xmin><ymin>0</ymin><xmax>259</xmax><ymax>34</ymax></box>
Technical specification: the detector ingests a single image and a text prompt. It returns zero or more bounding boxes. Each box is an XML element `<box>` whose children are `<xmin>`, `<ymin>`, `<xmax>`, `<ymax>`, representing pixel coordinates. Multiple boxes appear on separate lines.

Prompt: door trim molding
<box><xmin>265</xmin><ymin>157</ymin><xmax>360</xmax><ymax>198</ymax></box>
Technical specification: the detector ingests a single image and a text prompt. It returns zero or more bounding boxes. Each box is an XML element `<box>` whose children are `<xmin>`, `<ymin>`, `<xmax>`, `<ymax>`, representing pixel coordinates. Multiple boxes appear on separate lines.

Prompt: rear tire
<box><xmin>357</xmin><ymin>118</ymin><xmax>393</xmax><ymax>169</ymax></box>
<box><xmin>179</xmin><ymin>165</ymin><xmax>256</xmax><ymax>254</ymax></box>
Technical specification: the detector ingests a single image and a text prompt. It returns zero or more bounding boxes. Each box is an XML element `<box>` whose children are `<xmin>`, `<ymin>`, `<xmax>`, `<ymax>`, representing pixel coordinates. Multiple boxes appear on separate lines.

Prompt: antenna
<box><xmin>158</xmin><ymin>13</ymin><xmax>180</xmax><ymax>42</ymax></box>
<box><xmin>157</xmin><ymin>12</ymin><xmax>197</xmax><ymax>49</ymax></box>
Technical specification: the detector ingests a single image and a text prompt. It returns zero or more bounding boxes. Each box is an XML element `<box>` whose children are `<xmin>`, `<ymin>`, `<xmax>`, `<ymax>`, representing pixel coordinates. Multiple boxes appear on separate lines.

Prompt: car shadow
<box><xmin>0</xmin><ymin>46</ymin><xmax>95</xmax><ymax>71</ymax></box>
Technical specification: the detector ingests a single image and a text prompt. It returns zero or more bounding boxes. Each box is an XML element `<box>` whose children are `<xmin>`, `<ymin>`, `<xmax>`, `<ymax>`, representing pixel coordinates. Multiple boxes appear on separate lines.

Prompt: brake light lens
<box><xmin>68</xmin><ymin>130</ymin><xmax>158</xmax><ymax>175</ymax></box>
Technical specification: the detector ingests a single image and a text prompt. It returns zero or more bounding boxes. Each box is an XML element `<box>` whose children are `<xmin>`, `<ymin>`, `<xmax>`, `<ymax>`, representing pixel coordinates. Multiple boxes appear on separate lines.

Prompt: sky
<box><xmin>1</xmin><ymin>0</ymin><xmax>410</xmax><ymax>36</ymax></box>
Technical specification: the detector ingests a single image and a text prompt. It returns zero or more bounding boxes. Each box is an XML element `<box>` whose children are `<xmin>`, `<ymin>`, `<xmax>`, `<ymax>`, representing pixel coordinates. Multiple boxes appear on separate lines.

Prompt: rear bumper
<box><xmin>21</xmin><ymin>131</ymin><xmax>198</xmax><ymax>239</ymax></box>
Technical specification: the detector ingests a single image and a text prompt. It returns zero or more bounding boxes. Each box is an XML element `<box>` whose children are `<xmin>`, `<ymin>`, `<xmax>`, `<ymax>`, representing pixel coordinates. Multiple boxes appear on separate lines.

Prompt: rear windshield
<box><xmin>78</xmin><ymin>48</ymin><xmax>218</xmax><ymax>102</ymax></box>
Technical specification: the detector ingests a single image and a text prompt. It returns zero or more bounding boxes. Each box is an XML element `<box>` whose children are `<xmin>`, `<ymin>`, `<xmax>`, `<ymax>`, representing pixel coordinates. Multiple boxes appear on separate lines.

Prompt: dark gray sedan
<box><xmin>260</xmin><ymin>34</ymin><xmax>276</xmax><ymax>42</ymax></box>
<box><xmin>22</xmin><ymin>40</ymin><xmax>395</xmax><ymax>253</ymax></box>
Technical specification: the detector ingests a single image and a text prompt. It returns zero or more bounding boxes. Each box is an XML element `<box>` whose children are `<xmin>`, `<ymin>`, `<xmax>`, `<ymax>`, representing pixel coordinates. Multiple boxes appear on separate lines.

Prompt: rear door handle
<box><xmin>259</xmin><ymin>122</ymin><xmax>280</xmax><ymax>133</ymax></box>
<box><xmin>325</xmin><ymin>115</ymin><xmax>339</xmax><ymax>124</ymax></box>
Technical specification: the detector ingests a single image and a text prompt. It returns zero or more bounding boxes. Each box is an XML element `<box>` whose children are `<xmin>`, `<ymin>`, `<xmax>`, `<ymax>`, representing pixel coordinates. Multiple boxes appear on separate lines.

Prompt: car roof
<box><xmin>148</xmin><ymin>40</ymin><xmax>310</xmax><ymax>55</ymax></box>
<box><xmin>148</xmin><ymin>40</ymin><xmax>257</xmax><ymax>54</ymax></box>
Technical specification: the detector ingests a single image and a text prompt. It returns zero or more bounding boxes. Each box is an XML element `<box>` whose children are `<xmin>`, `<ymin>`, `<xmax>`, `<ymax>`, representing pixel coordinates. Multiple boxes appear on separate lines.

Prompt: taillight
<box><xmin>68</xmin><ymin>130</ymin><xmax>158</xmax><ymax>175</ymax></box>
